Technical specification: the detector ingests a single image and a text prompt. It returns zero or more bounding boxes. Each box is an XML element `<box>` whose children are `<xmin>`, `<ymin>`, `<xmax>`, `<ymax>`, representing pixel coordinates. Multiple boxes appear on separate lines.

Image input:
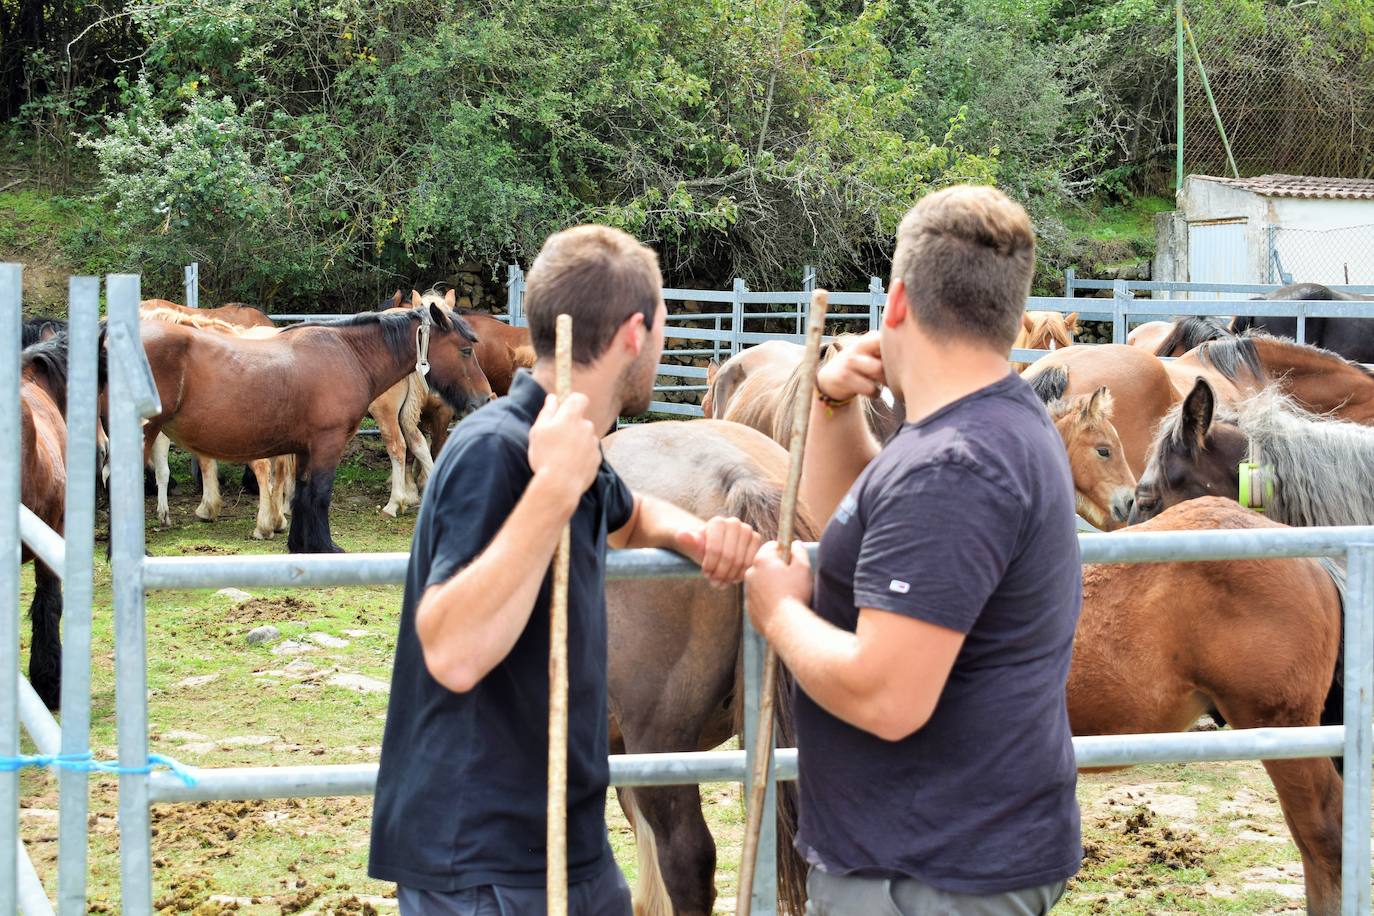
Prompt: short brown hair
<box><xmin>891</xmin><ymin>185</ymin><xmax>1035</xmax><ymax>349</ymax></box>
<box><xmin>524</xmin><ymin>225</ymin><xmax>662</xmax><ymax>365</ymax></box>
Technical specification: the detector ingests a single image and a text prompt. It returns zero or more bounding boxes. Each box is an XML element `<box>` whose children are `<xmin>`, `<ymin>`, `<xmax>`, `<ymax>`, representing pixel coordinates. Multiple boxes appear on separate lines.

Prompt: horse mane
<box><xmin>1153</xmin><ymin>317</ymin><xmax>1231</xmax><ymax>357</ymax></box>
<box><xmin>141</xmin><ymin>306</ymin><xmax>244</xmax><ymax>335</ymax></box>
<box><xmin>1028</xmin><ymin>365</ymin><xmax>1069</xmax><ymax>405</ymax></box>
<box><xmin>1236</xmin><ymin>389</ymin><xmax>1374</xmax><ymax>527</ymax></box>
<box><xmin>1198</xmin><ymin>333</ymin><xmax>1373</xmax><ymax>384</ymax></box>
<box><xmin>280</xmin><ymin>307</ymin><xmax>479</xmax><ymax>351</ymax></box>
<box><xmin>21</xmin><ymin>328</ymin><xmax>107</xmax><ymax>406</ymax></box>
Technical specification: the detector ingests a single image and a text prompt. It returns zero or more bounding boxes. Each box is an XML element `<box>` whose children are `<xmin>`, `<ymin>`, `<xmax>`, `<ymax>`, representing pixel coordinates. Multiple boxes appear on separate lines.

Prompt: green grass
<box><xmin>1061</xmin><ymin>195</ymin><xmax>1176</xmax><ymax>250</ymax></box>
<box><xmin>15</xmin><ymin>436</ymin><xmax>1319</xmax><ymax>913</ymax></box>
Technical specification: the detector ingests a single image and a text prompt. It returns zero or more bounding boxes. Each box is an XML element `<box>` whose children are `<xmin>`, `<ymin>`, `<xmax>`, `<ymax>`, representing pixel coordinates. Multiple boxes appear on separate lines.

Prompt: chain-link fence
<box><xmin>1268</xmin><ymin>225</ymin><xmax>1374</xmax><ymax>286</ymax></box>
<box><xmin>1182</xmin><ymin>4</ymin><xmax>1374</xmax><ymax>180</ymax></box>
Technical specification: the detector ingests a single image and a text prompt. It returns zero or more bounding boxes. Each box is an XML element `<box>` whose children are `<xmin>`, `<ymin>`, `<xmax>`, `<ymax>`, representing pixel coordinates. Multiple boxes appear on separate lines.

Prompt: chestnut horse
<box><xmin>604</xmin><ymin>420</ymin><xmax>813</xmax><ymax>916</ymax></box>
<box><xmin>19</xmin><ymin>334</ymin><xmax>70</xmax><ymax>708</ymax></box>
<box><xmin>1027</xmin><ymin>367</ymin><xmax>1137</xmax><ymax>530</ymax></box>
<box><xmin>1183</xmin><ymin>334</ymin><xmax>1374</xmax><ymax>424</ymax></box>
<box><xmin>139</xmin><ymin>305</ymin><xmax>490</xmax><ymax>552</ymax></box>
<box><xmin>1011</xmin><ymin>309</ymin><xmax>1077</xmax><ymax>372</ymax></box>
<box><xmin>1023</xmin><ymin>344</ymin><xmax>1248</xmax><ymax>476</ymax></box>
<box><xmin>1075</xmin><ymin>498</ymin><xmax>1344</xmax><ymax>915</ymax></box>
<box><xmin>140</xmin><ymin>297</ymin><xmax>275</xmax><ymax>330</ymax></box>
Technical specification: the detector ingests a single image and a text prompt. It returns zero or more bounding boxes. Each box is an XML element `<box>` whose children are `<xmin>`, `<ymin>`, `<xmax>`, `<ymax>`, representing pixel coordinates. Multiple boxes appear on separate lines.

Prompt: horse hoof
<box><xmin>381</xmin><ymin>504</ymin><xmax>399</xmax><ymax>518</ymax></box>
<box><xmin>195</xmin><ymin>507</ymin><xmax>219</xmax><ymax>522</ymax></box>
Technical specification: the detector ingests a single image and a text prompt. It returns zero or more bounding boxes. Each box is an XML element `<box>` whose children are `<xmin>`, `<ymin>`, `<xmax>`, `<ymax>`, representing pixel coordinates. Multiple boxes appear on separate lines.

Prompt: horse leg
<box><xmin>194</xmin><ymin>455</ymin><xmax>222</xmax><ymax>521</ymax></box>
<box><xmin>288</xmin><ymin>449</ymin><xmax>344</xmax><ymax>554</ymax></box>
<box><xmin>620</xmin><ymin>783</ymin><xmax>715</xmax><ymax>916</ymax></box>
<box><xmin>402</xmin><ymin>420</ymin><xmax>435</xmax><ymax>497</ymax></box>
<box><xmin>28</xmin><ymin>562</ymin><xmax>62</xmax><ymax>710</ymax></box>
<box><xmin>249</xmin><ymin>459</ymin><xmax>277</xmax><ymax>540</ymax></box>
<box><xmin>153</xmin><ymin>433</ymin><xmax>172</xmax><ymax>527</ymax></box>
<box><xmin>280</xmin><ymin>456</ymin><xmax>295</xmax><ymax>520</ymax></box>
<box><xmin>374</xmin><ymin>409</ymin><xmax>409</xmax><ymax>518</ymax></box>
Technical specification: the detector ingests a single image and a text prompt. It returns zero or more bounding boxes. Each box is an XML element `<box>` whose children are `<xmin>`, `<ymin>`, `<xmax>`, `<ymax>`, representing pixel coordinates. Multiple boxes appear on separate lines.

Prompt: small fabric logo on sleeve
<box><xmin>889</xmin><ymin>579</ymin><xmax>911</xmax><ymax>594</ymax></box>
<box><xmin>835</xmin><ymin>494</ymin><xmax>858</xmax><ymax>525</ymax></box>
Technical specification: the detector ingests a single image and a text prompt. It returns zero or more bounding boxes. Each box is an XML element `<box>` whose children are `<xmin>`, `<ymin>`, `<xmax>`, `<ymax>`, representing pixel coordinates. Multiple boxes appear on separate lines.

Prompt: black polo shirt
<box><xmin>369</xmin><ymin>370</ymin><xmax>635</xmax><ymax>890</ymax></box>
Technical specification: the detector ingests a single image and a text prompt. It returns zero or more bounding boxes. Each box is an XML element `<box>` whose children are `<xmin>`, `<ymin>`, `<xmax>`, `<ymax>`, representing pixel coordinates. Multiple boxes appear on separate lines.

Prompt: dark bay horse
<box><xmin>139</xmin><ymin>305</ymin><xmax>490</xmax><ymax>552</ymax></box>
<box><xmin>604</xmin><ymin>420</ymin><xmax>814</xmax><ymax>916</ymax></box>
<box><xmin>1131</xmin><ymin>378</ymin><xmax>1374</xmax><ymax>529</ymax></box>
<box><xmin>1076</xmin><ymin>498</ymin><xmax>1344</xmax><ymax>914</ymax></box>
<box><xmin>1232</xmin><ymin>283</ymin><xmax>1374</xmax><ymax>363</ymax></box>
<box><xmin>19</xmin><ymin>334</ymin><xmax>70</xmax><ymax>708</ymax></box>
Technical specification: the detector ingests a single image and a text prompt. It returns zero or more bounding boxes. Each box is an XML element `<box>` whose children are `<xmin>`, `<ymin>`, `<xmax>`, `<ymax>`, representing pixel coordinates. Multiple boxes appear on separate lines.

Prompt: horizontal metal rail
<box><xmin>1071</xmin><ymin>279</ymin><xmax>1374</xmax><ymax>295</ymax></box>
<box><xmin>144</xmin><ymin>726</ymin><xmax>1345</xmax><ymax>805</ymax></box>
<box><xmin>18</xmin><ymin>507</ymin><xmax>65</xmax><ymax>581</ymax></box>
<box><xmin>141</xmin><ymin>526</ymin><xmax>1374</xmax><ymax>593</ymax></box>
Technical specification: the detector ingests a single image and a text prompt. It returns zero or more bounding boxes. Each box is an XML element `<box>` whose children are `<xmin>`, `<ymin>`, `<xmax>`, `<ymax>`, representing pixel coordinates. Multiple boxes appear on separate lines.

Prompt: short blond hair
<box><xmin>891</xmin><ymin>185</ymin><xmax>1036</xmax><ymax>349</ymax></box>
<box><xmin>525</xmin><ymin>225</ymin><xmax>662</xmax><ymax>365</ymax></box>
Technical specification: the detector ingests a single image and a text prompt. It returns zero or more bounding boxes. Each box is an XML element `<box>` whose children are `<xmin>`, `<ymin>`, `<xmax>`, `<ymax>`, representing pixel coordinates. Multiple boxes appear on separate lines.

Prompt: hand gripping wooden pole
<box><xmin>548</xmin><ymin>314</ymin><xmax>573</xmax><ymax>915</ymax></box>
<box><xmin>737</xmin><ymin>289</ymin><xmax>829</xmax><ymax>916</ymax></box>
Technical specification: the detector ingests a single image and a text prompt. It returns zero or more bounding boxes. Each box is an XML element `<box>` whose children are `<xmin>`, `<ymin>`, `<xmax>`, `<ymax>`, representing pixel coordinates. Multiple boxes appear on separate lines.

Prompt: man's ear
<box><xmin>884</xmin><ymin>277</ymin><xmax>908</xmax><ymax>329</ymax></box>
<box><xmin>620</xmin><ymin>311</ymin><xmax>648</xmax><ymax>354</ymax></box>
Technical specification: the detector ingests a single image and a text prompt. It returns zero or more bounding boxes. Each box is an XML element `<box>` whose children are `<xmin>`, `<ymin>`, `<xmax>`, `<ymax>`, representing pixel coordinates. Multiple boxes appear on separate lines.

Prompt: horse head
<box><xmin>1130</xmin><ymin>377</ymin><xmax>1246</xmax><ymax>524</ymax></box>
<box><xmin>1044</xmin><ymin>385</ymin><xmax>1136</xmax><ymax>530</ymax></box>
<box><xmin>412</xmin><ymin>291</ymin><xmax>495</xmax><ymax>416</ymax></box>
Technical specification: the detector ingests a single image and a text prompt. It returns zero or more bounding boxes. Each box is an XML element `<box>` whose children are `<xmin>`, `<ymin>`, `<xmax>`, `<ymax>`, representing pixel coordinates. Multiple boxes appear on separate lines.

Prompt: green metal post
<box><xmin>1176</xmin><ymin>0</ymin><xmax>1185</xmax><ymax>191</ymax></box>
<box><xmin>1184</xmin><ymin>14</ymin><xmax>1239</xmax><ymax>179</ymax></box>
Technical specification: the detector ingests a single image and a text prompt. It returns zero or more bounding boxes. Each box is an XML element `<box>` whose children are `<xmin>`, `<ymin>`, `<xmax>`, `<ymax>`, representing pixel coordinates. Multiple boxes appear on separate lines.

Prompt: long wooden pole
<box><xmin>737</xmin><ymin>289</ymin><xmax>829</xmax><ymax>916</ymax></box>
<box><xmin>548</xmin><ymin>314</ymin><xmax>573</xmax><ymax>916</ymax></box>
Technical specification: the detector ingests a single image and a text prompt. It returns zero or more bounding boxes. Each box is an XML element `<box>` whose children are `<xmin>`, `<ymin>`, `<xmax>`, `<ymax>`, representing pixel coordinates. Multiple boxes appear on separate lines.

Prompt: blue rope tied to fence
<box><xmin>0</xmin><ymin>751</ymin><xmax>198</xmax><ymax>786</ymax></box>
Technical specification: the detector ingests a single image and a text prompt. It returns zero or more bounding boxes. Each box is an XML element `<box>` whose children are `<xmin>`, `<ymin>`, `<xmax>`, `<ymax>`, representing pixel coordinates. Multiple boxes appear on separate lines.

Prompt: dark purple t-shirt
<box><xmin>796</xmin><ymin>372</ymin><xmax>1082</xmax><ymax>894</ymax></box>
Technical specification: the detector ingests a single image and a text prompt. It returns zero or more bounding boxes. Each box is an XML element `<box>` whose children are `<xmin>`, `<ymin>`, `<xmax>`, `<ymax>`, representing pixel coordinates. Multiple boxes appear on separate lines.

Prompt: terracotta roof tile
<box><xmin>1198</xmin><ymin>173</ymin><xmax>1374</xmax><ymax>200</ymax></box>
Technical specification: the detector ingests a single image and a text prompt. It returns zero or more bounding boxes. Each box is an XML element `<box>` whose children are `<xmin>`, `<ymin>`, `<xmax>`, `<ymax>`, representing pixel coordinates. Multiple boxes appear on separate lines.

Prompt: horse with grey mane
<box><xmin>1231</xmin><ymin>283</ymin><xmax>1374</xmax><ymax>363</ymax></box>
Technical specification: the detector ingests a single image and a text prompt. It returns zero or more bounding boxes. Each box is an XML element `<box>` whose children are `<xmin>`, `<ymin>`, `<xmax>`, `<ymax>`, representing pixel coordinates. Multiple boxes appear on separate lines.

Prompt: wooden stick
<box><xmin>737</xmin><ymin>289</ymin><xmax>829</xmax><ymax>916</ymax></box>
<box><xmin>548</xmin><ymin>313</ymin><xmax>573</xmax><ymax>916</ymax></box>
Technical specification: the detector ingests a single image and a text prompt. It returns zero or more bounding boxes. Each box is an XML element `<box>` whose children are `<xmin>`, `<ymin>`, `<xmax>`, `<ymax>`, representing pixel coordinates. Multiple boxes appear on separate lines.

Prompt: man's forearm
<box><xmin>762</xmin><ymin>596</ymin><xmax>883</xmax><ymax>733</ymax></box>
<box><xmin>620</xmin><ymin>494</ymin><xmax>701</xmax><ymax>550</ymax></box>
<box><xmin>416</xmin><ymin>471</ymin><xmax>575</xmax><ymax>692</ymax></box>
<box><xmin>800</xmin><ymin>397</ymin><xmax>879</xmax><ymax>524</ymax></box>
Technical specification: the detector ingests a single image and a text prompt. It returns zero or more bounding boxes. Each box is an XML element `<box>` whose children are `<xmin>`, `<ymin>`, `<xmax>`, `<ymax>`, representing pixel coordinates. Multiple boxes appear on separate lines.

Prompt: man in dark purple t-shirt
<box><xmin>746</xmin><ymin>185</ymin><xmax>1083</xmax><ymax>914</ymax></box>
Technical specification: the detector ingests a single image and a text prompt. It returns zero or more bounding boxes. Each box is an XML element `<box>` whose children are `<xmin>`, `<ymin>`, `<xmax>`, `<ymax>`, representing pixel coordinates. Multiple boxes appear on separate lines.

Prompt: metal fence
<box><xmin>10</xmin><ymin>264</ymin><xmax>1374</xmax><ymax>914</ymax></box>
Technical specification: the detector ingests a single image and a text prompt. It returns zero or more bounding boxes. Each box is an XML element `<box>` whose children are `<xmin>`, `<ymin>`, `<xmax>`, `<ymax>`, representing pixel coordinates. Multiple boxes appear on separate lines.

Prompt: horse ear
<box><xmin>429</xmin><ymin>302</ymin><xmax>454</xmax><ymax>330</ymax></box>
<box><xmin>1021</xmin><ymin>312</ymin><xmax>1034</xmax><ymax>333</ymax></box>
<box><xmin>445</xmin><ymin>289</ymin><xmax>457</xmax><ymax>309</ymax></box>
<box><xmin>706</xmin><ymin>361</ymin><xmax>719</xmax><ymax>385</ymax></box>
<box><xmin>1081</xmin><ymin>386</ymin><xmax>1113</xmax><ymax>423</ymax></box>
<box><xmin>1181</xmin><ymin>377</ymin><xmax>1215</xmax><ymax>447</ymax></box>
<box><xmin>410</xmin><ymin>289</ymin><xmax>424</xmax><ymax>308</ymax></box>
<box><xmin>389</xmin><ymin>290</ymin><xmax>403</xmax><ymax>309</ymax></box>
<box><xmin>1065</xmin><ymin>312</ymin><xmax>1079</xmax><ymax>333</ymax></box>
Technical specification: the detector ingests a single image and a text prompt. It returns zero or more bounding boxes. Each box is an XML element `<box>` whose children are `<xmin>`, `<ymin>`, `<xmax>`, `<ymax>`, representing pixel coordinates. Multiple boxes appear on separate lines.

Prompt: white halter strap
<box><xmin>415</xmin><ymin>309</ymin><xmax>432</xmax><ymax>377</ymax></box>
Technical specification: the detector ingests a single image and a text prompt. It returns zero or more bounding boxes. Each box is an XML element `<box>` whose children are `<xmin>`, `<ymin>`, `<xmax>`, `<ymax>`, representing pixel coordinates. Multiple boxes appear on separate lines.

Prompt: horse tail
<box><xmin>1028</xmin><ymin>365</ymin><xmax>1069</xmax><ymax>405</ymax></box>
<box><xmin>719</xmin><ymin>465</ymin><xmax>814</xmax><ymax>915</ymax></box>
<box><xmin>622</xmin><ymin>790</ymin><xmax>673</xmax><ymax>916</ymax></box>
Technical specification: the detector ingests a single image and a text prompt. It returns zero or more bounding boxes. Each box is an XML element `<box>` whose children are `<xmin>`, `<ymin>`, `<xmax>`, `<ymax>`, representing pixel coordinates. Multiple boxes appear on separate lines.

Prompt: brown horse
<box><xmin>139</xmin><ymin>305</ymin><xmax>490</xmax><ymax>552</ymax></box>
<box><xmin>139</xmin><ymin>298</ymin><xmax>275</xmax><ymax>330</ymax></box>
<box><xmin>1074</xmin><ymin>497</ymin><xmax>1344</xmax><ymax>915</ymax></box>
<box><xmin>1131</xmin><ymin>378</ymin><xmax>1374</xmax><ymax>529</ymax></box>
<box><xmin>1011</xmin><ymin>309</ymin><xmax>1077</xmax><ymax>372</ymax></box>
<box><xmin>19</xmin><ymin>334</ymin><xmax>70</xmax><ymax>708</ymax></box>
<box><xmin>1232</xmin><ymin>283</ymin><xmax>1374</xmax><ymax>363</ymax></box>
<box><xmin>604</xmin><ymin>420</ymin><xmax>813</xmax><ymax>916</ymax></box>
<box><xmin>1027</xmin><ymin>367</ymin><xmax>1137</xmax><ymax>530</ymax></box>
<box><xmin>1182</xmin><ymin>334</ymin><xmax>1374</xmax><ymax>424</ymax></box>
<box><xmin>1023</xmin><ymin>344</ymin><xmax>1247</xmax><ymax>477</ymax></box>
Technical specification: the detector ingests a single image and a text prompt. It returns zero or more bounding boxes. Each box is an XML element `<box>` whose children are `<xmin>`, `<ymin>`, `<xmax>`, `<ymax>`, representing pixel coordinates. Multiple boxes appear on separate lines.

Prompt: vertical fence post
<box><xmin>868</xmin><ymin>276</ymin><xmax>884</xmax><ymax>333</ymax></box>
<box><xmin>800</xmin><ymin>266</ymin><xmax>816</xmax><ymax>336</ymax></box>
<box><xmin>506</xmin><ymin>264</ymin><xmax>524</xmax><ymax>328</ymax></box>
<box><xmin>1064</xmin><ymin>267</ymin><xmax>1076</xmax><ymax>299</ymax></box>
<box><xmin>1342</xmin><ymin>543</ymin><xmax>1374</xmax><ymax>916</ymax></box>
<box><xmin>1295</xmin><ymin>302</ymin><xmax>1307</xmax><ymax>346</ymax></box>
<box><xmin>183</xmin><ymin>263</ymin><xmax>198</xmax><ymax>309</ymax></box>
<box><xmin>0</xmin><ymin>263</ymin><xmax>22</xmax><ymax>916</ymax></box>
<box><xmin>109</xmin><ymin>273</ymin><xmax>155</xmax><ymax>915</ymax></box>
<box><xmin>56</xmin><ymin>278</ymin><xmax>99</xmax><ymax>916</ymax></box>
<box><xmin>1112</xmin><ymin>279</ymin><xmax>1131</xmax><ymax>344</ymax></box>
<box><xmin>741</xmin><ymin>597</ymin><xmax>777</xmax><ymax>915</ymax></box>
<box><xmin>731</xmin><ymin>278</ymin><xmax>746</xmax><ymax>356</ymax></box>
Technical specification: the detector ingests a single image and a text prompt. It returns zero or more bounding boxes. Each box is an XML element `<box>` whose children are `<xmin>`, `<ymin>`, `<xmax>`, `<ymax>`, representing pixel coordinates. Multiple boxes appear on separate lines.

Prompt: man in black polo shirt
<box><xmin>746</xmin><ymin>186</ymin><xmax>1082</xmax><ymax>914</ymax></box>
<box><xmin>370</xmin><ymin>225</ymin><xmax>763</xmax><ymax>914</ymax></box>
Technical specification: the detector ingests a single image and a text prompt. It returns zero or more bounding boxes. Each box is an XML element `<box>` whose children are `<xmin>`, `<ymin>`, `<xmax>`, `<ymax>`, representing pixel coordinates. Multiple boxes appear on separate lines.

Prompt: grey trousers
<box><xmin>804</xmin><ymin>867</ymin><xmax>1067</xmax><ymax>916</ymax></box>
<box><xmin>397</xmin><ymin>858</ymin><xmax>632</xmax><ymax>916</ymax></box>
